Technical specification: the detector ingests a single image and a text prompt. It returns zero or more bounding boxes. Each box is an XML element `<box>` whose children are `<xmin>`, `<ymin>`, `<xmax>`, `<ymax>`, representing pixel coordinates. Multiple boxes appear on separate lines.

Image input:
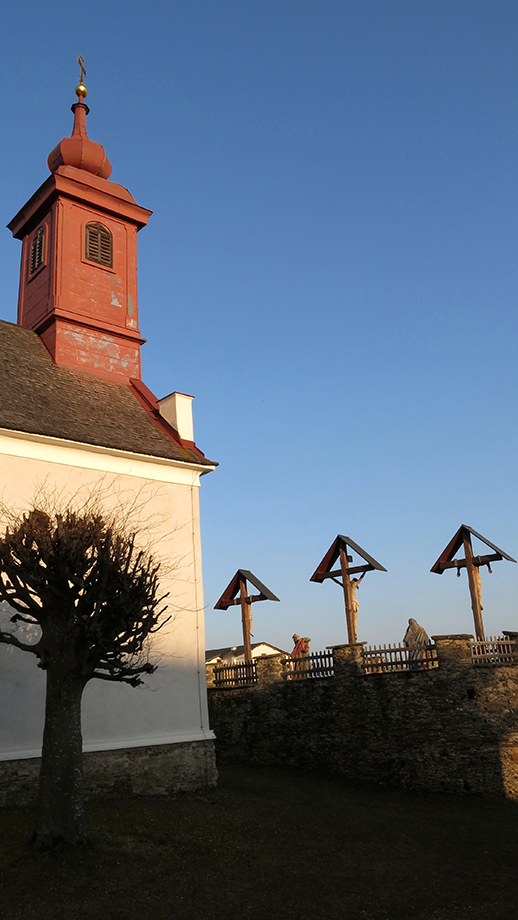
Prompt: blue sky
<box><xmin>1</xmin><ymin>1</ymin><xmax>518</xmax><ymax>652</ymax></box>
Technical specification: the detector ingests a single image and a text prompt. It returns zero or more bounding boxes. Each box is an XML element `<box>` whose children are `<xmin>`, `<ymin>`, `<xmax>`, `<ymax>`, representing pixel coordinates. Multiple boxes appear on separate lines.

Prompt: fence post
<box><xmin>432</xmin><ymin>634</ymin><xmax>473</xmax><ymax>670</ymax></box>
<box><xmin>255</xmin><ymin>653</ymin><xmax>284</xmax><ymax>685</ymax></box>
<box><xmin>205</xmin><ymin>664</ymin><xmax>217</xmax><ymax>688</ymax></box>
<box><xmin>331</xmin><ymin>642</ymin><xmax>366</xmax><ymax>677</ymax></box>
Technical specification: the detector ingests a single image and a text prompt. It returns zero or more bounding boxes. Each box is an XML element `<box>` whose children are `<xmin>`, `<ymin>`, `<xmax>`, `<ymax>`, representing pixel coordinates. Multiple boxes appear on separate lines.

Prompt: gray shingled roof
<box><xmin>0</xmin><ymin>320</ymin><xmax>213</xmax><ymax>467</ymax></box>
<box><xmin>206</xmin><ymin>643</ymin><xmax>289</xmax><ymax>661</ymax></box>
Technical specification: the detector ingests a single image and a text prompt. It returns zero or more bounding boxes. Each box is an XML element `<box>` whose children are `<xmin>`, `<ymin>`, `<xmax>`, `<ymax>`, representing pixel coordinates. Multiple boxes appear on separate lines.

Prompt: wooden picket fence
<box><xmin>210</xmin><ymin>637</ymin><xmax>518</xmax><ymax>685</ymax></box>
<box><xmin>470</xmin><ymin>636</ymin><xmax>518</xmax><ymax>666</ymax></box>
<box><xmin>283</xmin><ymin>650</ymin><xmax>334</xmax><ymax>680</ymax></box>
<box><xmin>213</xmin><ymin>662</ymin><xmax>258</xmax><ymax>687</ymax></box>
<box><xmin>363</xmin><ymin>643</ymin><xmax>438</xmax><ymax>674</ymax></box>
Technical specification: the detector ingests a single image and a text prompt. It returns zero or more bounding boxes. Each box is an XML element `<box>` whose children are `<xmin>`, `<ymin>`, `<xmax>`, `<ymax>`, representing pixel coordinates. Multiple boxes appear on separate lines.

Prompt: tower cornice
<box><xmin>8</xmin><ymin>167</ymin><xmax>152</xmax><ymax>240</ymax></box>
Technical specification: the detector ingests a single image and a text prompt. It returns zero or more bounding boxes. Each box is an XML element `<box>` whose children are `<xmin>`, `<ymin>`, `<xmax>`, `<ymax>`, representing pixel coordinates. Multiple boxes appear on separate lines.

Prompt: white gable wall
<box><xmin>0</xmin><ymin>428</ymin><xmax>214</xmax><ymax>761</ymax></box>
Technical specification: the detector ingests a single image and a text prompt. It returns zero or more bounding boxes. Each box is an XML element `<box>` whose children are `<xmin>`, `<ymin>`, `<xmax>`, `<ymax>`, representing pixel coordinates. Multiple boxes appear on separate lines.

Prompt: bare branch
<box><xmin>0</xmin><ymin>496</ymin><xmax>171</xmax><ymax>684</ymax></box>
<box><xmin>0</xmin><ymin>629</ymin><xmax>41</xmax><ymax>656</ymax></box>
<box><xmin>89</xmin><ymin>668</ymin><xmax>154</xmax><ymax>687</ymax></box>
<box><xmin>10</xmin><ymin>613</ymin><xmax>39</xmax><ymax>625</ymax></box>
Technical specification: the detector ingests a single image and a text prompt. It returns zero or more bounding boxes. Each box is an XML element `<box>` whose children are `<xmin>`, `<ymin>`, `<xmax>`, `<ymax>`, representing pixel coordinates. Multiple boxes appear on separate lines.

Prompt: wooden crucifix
<box><xmin>310</xmin><ymin>535</ymin><xmax>387</xmax><ymax>644</ymax></box>
<box><xmin>214</xmin><ymin>570</ymin><xmax>280</xmax><ymax>663</ymax></box>
<box><xmin>431</xmin><ymin>525</ymin><xmax>516</xmax><ymax>640</ymax></box>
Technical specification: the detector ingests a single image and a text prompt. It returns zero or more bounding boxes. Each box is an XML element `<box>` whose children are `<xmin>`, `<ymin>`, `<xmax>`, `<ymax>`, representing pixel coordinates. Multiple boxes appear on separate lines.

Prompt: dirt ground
<box><xmin>1</xmin><ymin>763</ymin><xmax>518</xmax><ymax>920</ymax></box>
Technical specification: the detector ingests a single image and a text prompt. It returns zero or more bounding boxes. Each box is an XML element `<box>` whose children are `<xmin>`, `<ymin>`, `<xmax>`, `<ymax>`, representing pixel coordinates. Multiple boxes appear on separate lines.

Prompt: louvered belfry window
<box><xmin>29</xmin><ymin>226</ymin><xmax>45</xmax><ymax>276</ymax></box>
<box><xmin>85</xmin><ymin>222</ymin><xmax>113</xmax><ymax>268</ymax></box>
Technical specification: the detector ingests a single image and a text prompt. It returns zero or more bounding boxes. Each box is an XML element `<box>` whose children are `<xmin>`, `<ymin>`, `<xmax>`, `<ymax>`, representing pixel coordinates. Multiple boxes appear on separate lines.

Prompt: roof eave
<box><xmin>0</xmin><ymin>425</ymin><xmax>217</xmax><ymax>475</ymax></box>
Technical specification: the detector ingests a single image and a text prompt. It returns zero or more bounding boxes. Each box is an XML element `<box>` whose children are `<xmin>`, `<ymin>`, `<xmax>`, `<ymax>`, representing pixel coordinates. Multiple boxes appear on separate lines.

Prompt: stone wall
<box><xmin>0</xmin><ymin>739</ymin><xmax>217</xmax><ymax>808</ymax></box>
<box><xmin>207</xmin><ymin>637</ymin><xmax>518</xmax><ymax>798</ymax></box>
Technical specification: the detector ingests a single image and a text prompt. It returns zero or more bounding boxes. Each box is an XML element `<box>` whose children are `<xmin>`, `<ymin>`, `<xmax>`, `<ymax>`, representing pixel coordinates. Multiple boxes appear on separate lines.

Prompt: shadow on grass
<box><xmin>1</xmin><ymin>764</ymin><xmax>518</xmax><ymax>919</ymax></box>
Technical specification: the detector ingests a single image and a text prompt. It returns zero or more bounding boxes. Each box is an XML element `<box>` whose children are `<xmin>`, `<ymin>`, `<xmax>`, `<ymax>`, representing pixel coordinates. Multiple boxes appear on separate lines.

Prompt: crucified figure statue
<box><xmin>349</xmin><ymin>571</ymin><xmax>366</xmax><ymax>639</ymax></box>
<box><xmin>473</xmin><ymin>564</ymin><xmax>483</xmax><ymax>611</ymax></box>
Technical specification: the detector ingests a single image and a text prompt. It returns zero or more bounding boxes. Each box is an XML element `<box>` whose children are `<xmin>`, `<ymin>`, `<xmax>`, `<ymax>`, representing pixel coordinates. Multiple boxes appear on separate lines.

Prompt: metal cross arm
<box><xmin>77</xmin><ymin>55</ymin><xmax>87</xmax><ymax>84</ymax></box>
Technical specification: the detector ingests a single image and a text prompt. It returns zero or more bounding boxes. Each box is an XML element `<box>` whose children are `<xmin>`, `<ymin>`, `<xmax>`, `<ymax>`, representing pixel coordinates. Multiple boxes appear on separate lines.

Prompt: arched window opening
<box><xmin>29</xmin><ymin>226</ymin><xmax>45</xmax><ymax>276</ymax></box>
<box><xmin>85</xmin><ymin>222</ymin><xmax>113</xmax><ymax>268</ymax></box>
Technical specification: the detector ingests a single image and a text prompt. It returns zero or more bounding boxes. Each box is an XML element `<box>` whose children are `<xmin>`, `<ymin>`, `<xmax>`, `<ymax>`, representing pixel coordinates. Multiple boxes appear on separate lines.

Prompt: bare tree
<box><xmin>0</xmin><ymin>503</ymin><xmax>169</xmax><ymax>848</ymax></box>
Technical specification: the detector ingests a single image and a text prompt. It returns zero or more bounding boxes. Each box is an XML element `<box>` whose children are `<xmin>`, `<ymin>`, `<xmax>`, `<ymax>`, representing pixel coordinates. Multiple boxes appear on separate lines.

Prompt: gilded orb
<box><xmin>75</xmin><ymin>82</ymin><xmax>88</xmax><ymax>98</ymax></box>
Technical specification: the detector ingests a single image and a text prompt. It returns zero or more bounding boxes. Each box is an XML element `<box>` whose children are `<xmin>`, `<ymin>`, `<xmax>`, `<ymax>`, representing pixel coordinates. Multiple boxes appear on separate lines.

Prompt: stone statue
<box><xmin>291</xmin><ymin>633</ymin><xmax>311</xmax><ymax>679</ymax></box>
<box><xmin>403</xmin><ymin>618</ymin><xmax>430</xmax><ymax>670</ymax></box>
<box><xmin>404</xmin><ymin>618</ymin><xmax>429</xmax><ymax>647</ymax></box>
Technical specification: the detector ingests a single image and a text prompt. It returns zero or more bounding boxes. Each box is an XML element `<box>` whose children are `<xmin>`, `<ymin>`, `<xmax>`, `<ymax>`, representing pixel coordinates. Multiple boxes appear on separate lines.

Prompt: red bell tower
<box><xmin>8</xmin><ymin>69</ymin><xmax>152</xmax><ymax>384</ymax></box>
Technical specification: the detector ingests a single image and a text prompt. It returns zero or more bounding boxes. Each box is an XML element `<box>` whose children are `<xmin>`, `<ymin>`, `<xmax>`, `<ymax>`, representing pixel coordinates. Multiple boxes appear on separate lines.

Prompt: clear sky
<box><xmin>1</xmin><ymin>1</ymin><xmax>517</xmax><ymax>653</ymax></box>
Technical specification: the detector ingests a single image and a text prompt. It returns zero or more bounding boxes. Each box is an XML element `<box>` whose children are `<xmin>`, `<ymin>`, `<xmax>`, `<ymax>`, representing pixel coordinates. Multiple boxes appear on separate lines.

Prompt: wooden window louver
<box><xmin>29</xmin><ymin>226</ymin><xmax>45</xmax><ymax>276</ymax></box>
<box><xmin>85</xmin><ymin>222</ymin><xmax>113</xmax><ymax>268</ymax></box>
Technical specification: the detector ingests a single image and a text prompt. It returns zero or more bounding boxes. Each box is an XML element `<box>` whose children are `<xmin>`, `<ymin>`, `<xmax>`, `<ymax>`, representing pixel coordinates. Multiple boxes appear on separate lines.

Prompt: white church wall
<box><xmin>0</xmin><ymin>431</ymin><xmax>214</xmax><ymax>761</ymax></box>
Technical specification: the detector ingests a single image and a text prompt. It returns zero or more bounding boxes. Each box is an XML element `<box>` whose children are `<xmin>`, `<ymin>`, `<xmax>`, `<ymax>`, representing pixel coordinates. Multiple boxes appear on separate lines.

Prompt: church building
<box><xmin>0</xmin><ymin>75</ymin><xmax>217</xmax><ymax>800</ymax></box>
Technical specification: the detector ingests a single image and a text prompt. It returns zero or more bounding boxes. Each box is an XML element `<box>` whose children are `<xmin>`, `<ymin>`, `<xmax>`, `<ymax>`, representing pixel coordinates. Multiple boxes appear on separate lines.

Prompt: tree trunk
<box><xmin>31</xmin><ymin>664</ymin><xmax>87</xmax><ymax>848</ymax></box>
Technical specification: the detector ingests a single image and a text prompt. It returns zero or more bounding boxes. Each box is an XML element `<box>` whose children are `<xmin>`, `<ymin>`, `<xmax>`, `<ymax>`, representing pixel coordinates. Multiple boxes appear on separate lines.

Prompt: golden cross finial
<box><xmin>75</xmin><ymin>56</ymin><xmax>88</xmax><ymax>98</ymax></box>
<box><xmin>77</xmin><ymin>55</ymin><xmax>87</xmax><ymax>84</ymax></box>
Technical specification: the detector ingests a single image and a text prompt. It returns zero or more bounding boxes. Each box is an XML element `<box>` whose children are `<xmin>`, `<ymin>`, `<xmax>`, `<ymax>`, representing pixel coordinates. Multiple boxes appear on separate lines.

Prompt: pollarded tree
<box><xmin>0</xmin><ymin>505</ymin><xmax>169</xmax><ymax>848</ymax></box>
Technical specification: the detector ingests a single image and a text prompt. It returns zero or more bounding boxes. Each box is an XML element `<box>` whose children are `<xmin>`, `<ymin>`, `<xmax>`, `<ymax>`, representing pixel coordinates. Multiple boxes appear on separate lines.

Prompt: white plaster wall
<box><xmin>0</xmin><ymin>431</ymin><xmax>215</xmax><ymax>760</ymax></box>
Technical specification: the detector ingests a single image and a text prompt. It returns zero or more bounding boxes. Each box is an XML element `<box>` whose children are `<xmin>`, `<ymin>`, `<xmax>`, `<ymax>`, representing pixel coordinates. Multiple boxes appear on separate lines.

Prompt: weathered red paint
<box><xmin>9</xmin><ymin>101</ymin><xmax>152</xmax><ymax>384</ymax></box>
<box><xmin>47</xmin><ymin>100</ymin><xmax>112</xmax><ymax>178</ymax></box>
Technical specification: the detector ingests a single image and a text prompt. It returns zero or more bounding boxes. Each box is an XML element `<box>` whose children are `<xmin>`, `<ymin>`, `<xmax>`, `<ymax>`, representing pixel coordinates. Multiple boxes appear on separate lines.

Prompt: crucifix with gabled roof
<box><xmin>431</xmin><ymin>525</ymin><xmax>516</xmax><ymax>640</ymax></box>
<box><xmin>310</xmin><ymin>535</ymin><xmax>387</xmax><ymax>644</ymax></box>
<box><xmin>214</xmin><ymin>570</ymin><xmax>280</xmax><ymax>663</ymax></box>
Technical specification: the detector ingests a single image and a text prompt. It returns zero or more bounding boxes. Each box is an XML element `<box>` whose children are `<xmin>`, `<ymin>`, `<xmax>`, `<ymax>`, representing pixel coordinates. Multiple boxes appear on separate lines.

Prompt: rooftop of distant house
<box><xmin>206</xmin><ymin>642</ymin><xmax>289</xmax><ymax>663</ymax></box>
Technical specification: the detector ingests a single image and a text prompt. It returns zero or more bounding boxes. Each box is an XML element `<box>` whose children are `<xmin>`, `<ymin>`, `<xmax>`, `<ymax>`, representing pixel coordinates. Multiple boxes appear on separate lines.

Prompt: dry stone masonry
<box><xmin>207</xmin><ymin>636</ymin><xmax>518</xmax><ymax>799</ymax></box>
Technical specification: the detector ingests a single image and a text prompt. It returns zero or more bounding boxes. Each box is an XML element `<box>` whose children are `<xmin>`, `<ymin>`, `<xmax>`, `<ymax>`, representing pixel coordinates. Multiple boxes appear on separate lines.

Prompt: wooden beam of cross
<box><xmin>431</xmin><ymin>524</ymin><xmax>516</xmax><ymax>640</ymax></box>
<box><xmin>310</xmin><ymin>535</ymin><xmax>387</xmax><ymax>644</ymax></box>
<box><xmin>214</xmin><ymin>570</ymin><xmax>280</xmax><ymax>663</ymax></box>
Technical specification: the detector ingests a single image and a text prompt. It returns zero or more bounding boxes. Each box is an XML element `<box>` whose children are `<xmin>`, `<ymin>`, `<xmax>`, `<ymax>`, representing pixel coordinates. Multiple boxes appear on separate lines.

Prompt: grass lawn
<box><xmin>1</xmin><ymin>763</ymin><xmax>518</xmax><ymax>919</ymax></box>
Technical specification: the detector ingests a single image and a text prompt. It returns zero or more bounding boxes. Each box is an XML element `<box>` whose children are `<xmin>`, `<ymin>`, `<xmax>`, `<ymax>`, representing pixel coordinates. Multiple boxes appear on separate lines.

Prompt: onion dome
<box><xmin>47</xmin><ymin>74</ymin><xmax>112</xmax><ymax>179</ymax></box>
